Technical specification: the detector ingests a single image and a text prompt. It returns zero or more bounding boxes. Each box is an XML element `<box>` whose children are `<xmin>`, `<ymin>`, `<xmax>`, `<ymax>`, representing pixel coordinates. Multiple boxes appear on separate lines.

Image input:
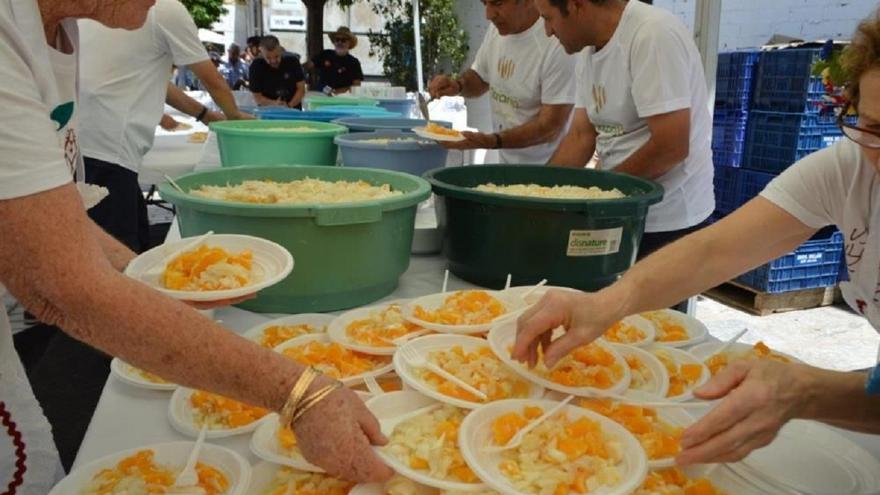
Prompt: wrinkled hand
<box><xmin>183</xmin><ymin>293</ymin><xmax>256</xmax><ymax>310</ymax></box>
<box><xmin>295</xmin><ymin>382</ymin><xmax>394</xmax><ymax>482</ymax></box>
<box><xmin>512</xmin><ymin>289</ymin><xmax>616</xmax><ymax>368</ymax></box>
<box><xmin>428</xmin><ymin>74</ymin><xmax>459</xmax><ymax>99</ymax></box>
<box><xmin>441</xmin><ymin>131</ymin><xmax>495</xmax><ymax>150</ymax></box>
<box><xmin>159</xmin><ymin>114</ymin><xmax>180</xmax><ymax>130</ymax></box>
<box><xmin>677</xmin><ymin>360</ymin><xmax>810</xmax><ymax>465</ymax></box>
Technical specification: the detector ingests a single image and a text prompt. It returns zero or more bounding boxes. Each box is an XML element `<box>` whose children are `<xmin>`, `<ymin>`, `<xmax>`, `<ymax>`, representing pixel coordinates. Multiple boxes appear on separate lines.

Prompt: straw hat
<box><xmin>329</xmin><ymin>27</ymin><xmax>357</xmax><ymax>49</ymax></box>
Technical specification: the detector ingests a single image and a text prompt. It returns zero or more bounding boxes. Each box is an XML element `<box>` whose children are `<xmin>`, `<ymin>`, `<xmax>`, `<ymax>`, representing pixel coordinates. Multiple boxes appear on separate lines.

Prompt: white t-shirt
<box><xmin>78</xmin><ymin>0</ymin><xmax>208</xmax><ymax>173</ymax></box>
<box><xmin>472</xmin><ymin>19</ymin><xmax>576</xmax><ymax>164</ymax></box>
<box><xmin>0</xmin><ymin>0</ymin><xmax>77</xmax><ymax>490</ymax></box>
<box><xmin>574</xmin><ymin>1</ymin><xmax>714</xmax><ymax>233</ymax></box>
<box><xmin>761</xmin><ymin>139</ymin><xmax>880</xmax><ymax>331</ymax></box>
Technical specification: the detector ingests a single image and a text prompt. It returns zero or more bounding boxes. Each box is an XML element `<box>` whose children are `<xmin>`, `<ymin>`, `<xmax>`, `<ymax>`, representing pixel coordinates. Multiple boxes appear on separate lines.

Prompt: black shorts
<box><xmin>84</xmin><ymin>157</ymin><xmax>150</xmax><ymax>253</ymax></box>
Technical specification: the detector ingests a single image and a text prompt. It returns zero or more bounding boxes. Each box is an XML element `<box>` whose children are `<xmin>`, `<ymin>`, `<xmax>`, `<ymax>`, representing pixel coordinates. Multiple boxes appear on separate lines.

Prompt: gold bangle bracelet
<box><xmin>291</xmin><ymin>382</ymin><xmax>344</xmax><ymax>424</ymax></box>
<box><xmin>279</xmin><ymin>366</ymin><xmax>321</xmax><ymax>428</ymax></box>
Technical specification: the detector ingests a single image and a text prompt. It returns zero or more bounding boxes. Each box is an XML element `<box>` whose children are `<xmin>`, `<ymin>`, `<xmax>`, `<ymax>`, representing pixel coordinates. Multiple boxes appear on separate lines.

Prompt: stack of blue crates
<box><xmin>710</xmin><ymin>47</ymin><xmax>846</xmax><ymax>293</ymax></box>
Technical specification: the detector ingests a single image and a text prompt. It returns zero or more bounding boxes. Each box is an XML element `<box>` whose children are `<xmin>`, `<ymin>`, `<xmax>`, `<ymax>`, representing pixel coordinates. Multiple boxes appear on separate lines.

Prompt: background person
<box><xmin>249</xmin><ymin>35</ymin><xmax>306</xmax><ymax>108</ymax></box>
<box><xmin>304</xmin><ymin>27</ymin><xmax>364</xmax><ymax>94</ymax></box>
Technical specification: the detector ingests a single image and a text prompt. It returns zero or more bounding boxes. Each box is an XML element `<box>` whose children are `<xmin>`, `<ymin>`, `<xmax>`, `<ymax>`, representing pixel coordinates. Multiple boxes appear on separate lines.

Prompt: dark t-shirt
<box><xmin>249</xmin><ymin>54</ymin><xmax>305</xmax><ymax>106</ymax></box>
<box><xmin>311</xmin><ymin>50</ymin><xmax>364</xmax><ymax>90</ymax></box>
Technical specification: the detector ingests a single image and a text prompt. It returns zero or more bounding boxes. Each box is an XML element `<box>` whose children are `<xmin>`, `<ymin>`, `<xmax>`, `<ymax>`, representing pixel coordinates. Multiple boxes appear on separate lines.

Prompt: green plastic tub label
<box><xmin>567</xmin><ymin>228</ymin><xmax>623</xmax><ymax>257</ymax></box>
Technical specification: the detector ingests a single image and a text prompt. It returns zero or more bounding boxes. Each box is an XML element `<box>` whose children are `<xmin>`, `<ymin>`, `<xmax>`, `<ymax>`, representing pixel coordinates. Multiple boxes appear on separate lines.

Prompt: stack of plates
<box><xmin>727</xmin><ymin>420</ymin><xmax>880</xmax><ymax>495</ymax></box>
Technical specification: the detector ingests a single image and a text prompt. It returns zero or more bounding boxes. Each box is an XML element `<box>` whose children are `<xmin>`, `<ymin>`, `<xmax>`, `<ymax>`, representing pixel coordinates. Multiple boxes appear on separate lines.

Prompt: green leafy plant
<box><xmin>180</xmin><ymin>0</ymin><xmax>228</xmax><ymax>29</ymax></box>
<box><xmin>367</xmin><ymin>0</ymin><xmax>469</xmax><ymax>90</ymax></box>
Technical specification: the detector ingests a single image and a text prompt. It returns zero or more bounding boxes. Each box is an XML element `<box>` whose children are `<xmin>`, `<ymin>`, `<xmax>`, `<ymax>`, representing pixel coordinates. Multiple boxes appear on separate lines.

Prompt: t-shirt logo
<box><xmin>50</xmin><ymin>101</ymin><xmax>74</xmax><ymax>131</ymax></box>
<box><xmin>497</xmin><ymin>57</ymin><xmax>515</xmax><ymax>80</ymax></box>
<box><xmin>592</xmin><ymin>84</ymin><xmax>607</xmax><ymax>113</ymax></box>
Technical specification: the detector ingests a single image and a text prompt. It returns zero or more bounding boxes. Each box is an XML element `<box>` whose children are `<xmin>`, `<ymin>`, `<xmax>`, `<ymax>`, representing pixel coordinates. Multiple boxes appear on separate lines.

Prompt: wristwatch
<box><xmin>866</xmin><ymin>366</ymin><xmax>880</xmax><ymax>395</ymax></box>
<box><xmin>195</xmin><ymin>105</ymin><xmax>208</xmax><ymax>123</ymax></box>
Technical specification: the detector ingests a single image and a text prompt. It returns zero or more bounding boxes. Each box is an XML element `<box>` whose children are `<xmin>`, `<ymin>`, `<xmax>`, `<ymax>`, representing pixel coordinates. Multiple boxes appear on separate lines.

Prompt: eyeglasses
<box><xmin>838</xmin><ymin>102</ymin><xmax>880</xmax><ymax>149</ymax></box>
<box><xmin>332</xmin><ymin>38</ymin><xmax>348</xmax><ymax>45</ymax></box>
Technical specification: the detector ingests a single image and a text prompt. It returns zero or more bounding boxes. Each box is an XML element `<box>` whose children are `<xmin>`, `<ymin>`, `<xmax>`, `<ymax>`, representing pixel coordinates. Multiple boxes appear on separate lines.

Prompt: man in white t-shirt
<box><xmin>77</xmin><ymin>0</ymin><xmax>251</xmax><ymax>253</ymax></box>
<box><xmin>538</xmin><ymin>0</ymin><xmax>715</xmax><ymax>261</ymax></box>
<box><xmin>427</xmin><ymin>0</ymin><xmax>576</xmax><ymax>164</ymax></box>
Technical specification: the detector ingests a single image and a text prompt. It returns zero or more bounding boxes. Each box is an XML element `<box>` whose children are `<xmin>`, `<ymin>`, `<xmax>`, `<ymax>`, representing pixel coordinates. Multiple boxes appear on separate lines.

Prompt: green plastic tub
<box><xmin>209</xmin><ymin>120</ymin><xmax>347</xmax><ymax>167</ymax></box>
<box><xmin>159</xmin><ymin>165</ymin><xmax>431</xmax><ymax>313</ymax></box>
<box><xmin>424</xmin><ymin>165</ymin><xmax>664</xmax><ymax>291</ymax></box>
<box><xmin>305</xmin><ymin>95</ymin><xmax>379</xmax><ymax>110</ymax></box>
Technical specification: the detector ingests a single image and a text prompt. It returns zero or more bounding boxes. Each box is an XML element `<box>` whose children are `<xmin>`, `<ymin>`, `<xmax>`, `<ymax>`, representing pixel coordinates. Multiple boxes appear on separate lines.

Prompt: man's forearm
<box><xmin>166</xmin><ymin>82</ymin><xmax>206</xmax><ymax>118</ymax></box>
<box><xmin>252</xmin><ymin>92</ymin><xmax>278</xmax><ymax>106</ymax></box>
<box><xmin>290</xmin><ymin>83</ymin><xmax>305</xmax><ymax>106</ymax></box>
<box><xmin>200</xmin><ymin>70</ymin><xmax>240</xmax><ymax>118</ymax></box>
<box><xmin>612</xmin><ymin>137</ymin><xmax>684</xmax><ymax>179</ymax></box>
<box><xmin>800</xmin><ymin>369</ymin><xmax>880</xmax><ymax>434</ymax></box>
<box><xmin>548</xmin><ymin>128</ymin><xmax>595</xmax><ymax>168</ymax></box>
<box><xmin>459</xmin><ymin>69</ymin><xmax>489</xmax><ymax>98</ymax></box>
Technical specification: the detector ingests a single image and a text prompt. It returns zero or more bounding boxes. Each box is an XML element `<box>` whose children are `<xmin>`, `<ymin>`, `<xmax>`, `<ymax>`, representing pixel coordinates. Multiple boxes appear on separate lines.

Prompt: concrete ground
<box><xmin>695</xmin><ymin>296</ymin><xmax>879</xmax><ymax>371</ymax></box>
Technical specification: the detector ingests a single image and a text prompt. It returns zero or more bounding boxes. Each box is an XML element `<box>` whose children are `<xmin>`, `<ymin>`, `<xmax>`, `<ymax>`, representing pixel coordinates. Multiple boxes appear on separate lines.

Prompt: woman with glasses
<box><xmin>511</xmin><ymin>10</ymin><xmax>880</xmax><ymax>466</ymax></box>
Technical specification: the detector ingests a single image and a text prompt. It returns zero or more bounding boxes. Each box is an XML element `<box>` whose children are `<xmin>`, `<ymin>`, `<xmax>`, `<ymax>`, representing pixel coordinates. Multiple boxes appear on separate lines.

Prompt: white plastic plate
<box><xmin>366</xmin><ymin>391</ymin><xmax>488</xmax><ymax>492</ymax></box>
<box><xmin>404</xmin><ymin>290</ymin><xmax>525</xmax><ymax>335</ymax></box>
<box><xmin>242</xmin><ymin>313</ymin><xmax>335</xmax><ymax>348</ymax></box>
<box><xmin>487</xmin><ymin>319</ymin><xmax>632</xmax><ymax>397</ymax></box>
<box><xmin>394</xmin><ymin>334</ymin><xmax>544</xmax><ymax>409</ymax></box>
<box><xmin>168</xmin><ymin>387</ymin><xmax>270</xmax><ymax>439</ymax></box>
<box><xmin>689</xmin><ymin>341</ymin><xmax>803</xmax><ymax>373</ymax></box>
<box><xmin>109</xmin><ymin>357</ymin><xmax>177</xmax><ymax>391</ymax></box>
<box><xmin>640</xmin><ymin>309</ymin><xmax>708</xmax><ymax>348</ymax></box>
<box><xmin>411</xmin><ymin>126</ymin><xmax>466</xmax><ymax>142</ymax></box>
<box><xmin>273</xmin><ymin>333</ymin><xmax>394</xmax><ymax>386</ymax></box>
<box><xmin>327</xmin><ymin>302</ymin><xmax>420</xmax><ymax>356</ymax></box>
<box><xmin>250</xmin><ymin>414</ymin><xmax>323</xmax><ymax>472</ymax></box>
<box><xmin>458</xmin><ymin>398</ymin><xmax>648</xmax><ymax>495</ymax></box>
<box><xmin>648</xmin><ymin>345</ymin><xmax>711</xmax><ymax>402</ymax></box>
<box><xmin>125</xmin><ymin>234</ymin><xmax>294</xmax><ymax>302</ymax></box>
<box><xmin>49</xmin><ymin>441</ymin><xmax>250</xmax><ymax>495</ymax></box>
<box><xmin>608</xmin><ymin>344</ymin><xmax>669</xmax><ymax>398</ymax></box>
<box><xmin>599</xmin><ymin>315</ymin><xmax>657</xmax><ymax>347</ymax></box>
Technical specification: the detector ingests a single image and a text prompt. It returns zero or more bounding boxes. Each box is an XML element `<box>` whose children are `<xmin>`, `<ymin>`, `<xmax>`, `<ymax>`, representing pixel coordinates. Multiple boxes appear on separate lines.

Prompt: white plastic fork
<box><xmin>379</xmin><ymin>404</ymin><xmax>441</xmax><ymax>436</ymax></box>
<box><xmin>173</xmin><ymin>424</ymin><xmax>207</xmax><ymax>488</ymax></box>
<box><xmin>400</xmin><ymin>346</ymin><xmax>488</xmax><ymax>400</ymax></box>
<box><xmin>704</xmin><ymin>327</ymin><xmax>749</xmax><ymax>363</ymax></box>
<box><xmin>483</xmin><ymin>396</ymin><xmax>575</xmax><ymax>453</ymax></box>
<box><xmin>519</xmin><ymin>279</ymin><xmax>548</xmax><ymax>300</ymax></box>
<box><xmin>363</xmin><ymin>375</ymin><xmax>385</xmax><ymax>396</ymax></box>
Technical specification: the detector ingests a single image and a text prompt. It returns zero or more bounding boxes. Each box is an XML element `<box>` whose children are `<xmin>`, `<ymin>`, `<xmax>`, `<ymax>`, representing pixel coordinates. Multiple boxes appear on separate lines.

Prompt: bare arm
<box><xmin>612</xmin><ymin>108</ymin><xmax>690</xmax><ymax>179</ymax></box>
<box><xmin>252</xmin><ymin>91</ymin><xmax>282</xmax><ymax>107</ymax></box>
<box><xmin>165</xmin><ymin>83</ymin><xmax>225</xmax><ymax>123</ymax></box>
<box><xmin>548</xmin><ymin>108</ymin><xmax>596</xmax><ymax>168</ymax></box>
<box><xmin>189</xmin><ymin>60</ymin><xmax>250</xmax><ymax>120</ymax></box>
<box><xmin>497</xmin><ymin>104</ymin><xmax>572</xmax><ymax>149</ymax></box>
<box><xmin>514</xmin><ymin>197</ymin><xmax>818</xmax><ymax>366</ymax></box>
<box><xmin>90</xmin><ymin>222</ymin><xmax>136</xmax><ymax>272</ymax></box>
<box><xmin>427</xmin><ymin>69</ymin><xmax>489</xmax><ymax>99</ymax></box>
<box><xmin>0</xmin><ymin>183</ymin><xmax>392</xmax><ymax>481</ymax></box>
<box><xmin>289</xmin><ymin>80</ymin><xmax>306</xmax><ymax>108</ymax></box>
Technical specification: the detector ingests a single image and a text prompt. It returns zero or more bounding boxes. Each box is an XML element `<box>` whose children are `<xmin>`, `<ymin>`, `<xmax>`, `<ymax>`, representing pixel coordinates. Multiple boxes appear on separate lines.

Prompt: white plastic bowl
<box><xmin>394</xmin><ymin>334</ymin><xmax>544</xmax><ymax>409</ymax></box>
<box><xmin>365</xmin><ymin>391</ymin><xmax>488</xmax><ymax>492</ymax></box>
<box><xmin>242</xmin><ymin>313</ymin><xmax>336</xmax><ymax>348</ymax></box>
<box><xmin>487</xmin><ymin>319</ymin><xmax>632</xmax><ymax>397</ymax></box>
<box><xmin>599</xmin><ymin>315</ymin><xmax>656</xmax><ymax>347</ymax></box>
<box><xmin>640</xmin><ymin>309</ymin><xmax>708</xmax><ymax>348</ymax></box>
<box><xmin>168</xmin><ymin>387</ymin><xmax>271</xmax><ymax>439</ymax></box>
<box><xmin>250</xmin><ymin>414</ymin><xmax>323</xmax><ymax>472</ymax></box>
<box><xmin>648</xmin><ymin>345</ymin><xmax>711</xmax><ymax>402</ymax></box>
<box><xmin>403</xmin><ymin>290</ymin><xmax>525</xmax><ymax>335</ymax></box>
<box><xmin>327</xmin><ymin>302</ymin><xmax>420</xmax><ymax>356</ymax></box>
<box><xmin>109</xmin><ymin>357</ymin><xmax>178</xmax><ymax>391</ymax></box>
<box><xmin>608</xmin><ymin>344</ymin><xmax>669</xmax><ymax>398</ymax></box>
<box><xmin>273</xmin><ymin>333</ymin><xmax>394</xmax><ymax>386</ymax></box>
<box><xmin>458</xmin><ymin>398</ymin><xmax>648</xmax><ymax>495</ymax></box>
<box><xmin>125</xmin><ymin>234</ymin><xmax>294</xmax><ymax>302</ymax></box>
<box><xmin>49</xmin><ymin>441</ymin><xmax>250</xmax><ymax>495</ymax></box>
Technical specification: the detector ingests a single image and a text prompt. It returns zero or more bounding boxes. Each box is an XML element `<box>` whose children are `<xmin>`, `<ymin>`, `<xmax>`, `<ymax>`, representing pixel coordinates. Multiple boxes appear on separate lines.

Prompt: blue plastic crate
<box><xmin>752</xmin><ymin>48</ymin><xmax>826</xmax><ymax>113</ymax></box>
<box><xmin>712</xmin><ymin>109</ymin><xmax>749</xmax><ymax>167</ymax></box>
<box><xmin>736</xmin><ymin>230</ymin><xmax>843</xmax><ymax>293</ymax></box>
<box><xmin>743</xmin><ymin>111</ymin><xmax>841</xmax><ymax>173</ymax></box>
<box><xmin>713</xmin><ymin>165</ymin><xmax>739</xmax><ymax>215</ymax></box>
<box><xmin>715</xmin><ymin>51</ymin><xmax>760</xmax><ymax>111</ymax></box>
<box><xmin>735</xmin><ymin>168</ymin><xmax>776</xmax><ymax>205</ymax></box>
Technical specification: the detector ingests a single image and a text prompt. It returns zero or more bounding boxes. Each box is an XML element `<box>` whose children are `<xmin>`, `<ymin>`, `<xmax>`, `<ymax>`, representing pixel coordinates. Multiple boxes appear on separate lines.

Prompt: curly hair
<box><xmin>841</xmin><ymin>8</ymin><xmax>880</xmax><ymax>103</ymax></box>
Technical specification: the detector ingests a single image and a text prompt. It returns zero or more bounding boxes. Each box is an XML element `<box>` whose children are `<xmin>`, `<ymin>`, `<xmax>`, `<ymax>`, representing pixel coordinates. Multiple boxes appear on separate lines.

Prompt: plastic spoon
<box><xmin>173</xmin><ymin>424</ymin><xmax>207</xmax><ymax>488</ymax></box>
<box><xmin>704</xmin><ymin>327</ymin><xmax>749</xmax><ymax>363</ymax></box>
